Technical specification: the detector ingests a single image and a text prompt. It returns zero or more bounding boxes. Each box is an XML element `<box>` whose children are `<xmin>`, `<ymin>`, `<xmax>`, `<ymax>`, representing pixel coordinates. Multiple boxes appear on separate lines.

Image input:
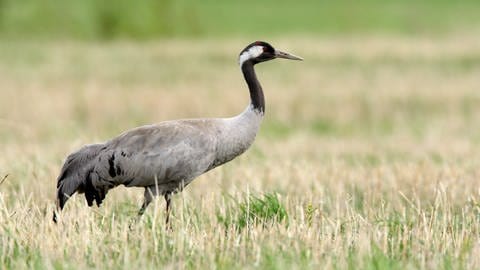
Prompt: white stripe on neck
<box><xmin>238</xmin><ymin>46</ymin><xmax>263</xmax><ymax>66</ymax></box>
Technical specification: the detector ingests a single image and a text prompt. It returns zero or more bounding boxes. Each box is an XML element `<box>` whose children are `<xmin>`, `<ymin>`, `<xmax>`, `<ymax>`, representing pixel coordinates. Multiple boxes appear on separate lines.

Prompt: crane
<box><xmin>53</xmin><ymin>41</ymin><xmax>302</xmax><ymax>224</ymax></box>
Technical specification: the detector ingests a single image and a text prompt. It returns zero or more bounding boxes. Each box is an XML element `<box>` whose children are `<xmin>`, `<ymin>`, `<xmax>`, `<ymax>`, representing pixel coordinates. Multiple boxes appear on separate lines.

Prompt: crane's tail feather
<box><xmin>54</xmin><ymin>173</ymin><xmax>86</xmax><ymax>223</ymax></box>
<box><xmin>56</xmin><ymin>175</ymin><xmax>85</xmax><ymax>210</ymax></box>
<box><xmin>54</xmin><ymin>144</ymin><xmax>104</xmax><ymax>223</ymax></box>
<box><xmin>84</xmin><ymin>174</ymin><xmax>109</xmax><ymax>207</ymax></box>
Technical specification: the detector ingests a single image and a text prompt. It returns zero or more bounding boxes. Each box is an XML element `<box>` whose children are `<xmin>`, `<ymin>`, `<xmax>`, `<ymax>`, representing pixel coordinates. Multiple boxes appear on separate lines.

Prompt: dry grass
<box><xmin>1</xmin><ymin>35</ymin><xmax>480</xmax><ymax>269</ymax></box>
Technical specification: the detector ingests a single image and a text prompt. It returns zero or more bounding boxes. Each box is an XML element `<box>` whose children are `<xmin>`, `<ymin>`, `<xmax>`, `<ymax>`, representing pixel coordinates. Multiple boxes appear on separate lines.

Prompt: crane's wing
<box><xmin>94</xmin><ymin>119</ymin><xmax>219</xmax><ymax>188</ymax></box>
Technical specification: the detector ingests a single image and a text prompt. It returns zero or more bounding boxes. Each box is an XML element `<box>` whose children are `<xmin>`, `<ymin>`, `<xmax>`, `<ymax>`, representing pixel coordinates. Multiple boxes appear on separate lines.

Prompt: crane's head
<box><xmin>239</xmin><ymin>41</ymin><xmax>303</xmax><ymax>66</ymax></box>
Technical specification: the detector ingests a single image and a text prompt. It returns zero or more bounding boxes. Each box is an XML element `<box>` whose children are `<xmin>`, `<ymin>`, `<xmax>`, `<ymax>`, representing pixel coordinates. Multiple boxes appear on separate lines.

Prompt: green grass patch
<box><xmin>217</xmin><ymin>192</ymin><xmax>288</xmax><ymax>231</ymax></box>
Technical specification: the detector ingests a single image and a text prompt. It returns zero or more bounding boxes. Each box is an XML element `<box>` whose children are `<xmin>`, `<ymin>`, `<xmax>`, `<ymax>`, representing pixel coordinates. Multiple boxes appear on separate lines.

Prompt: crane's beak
<box><xmin>275</xmin><ymin>50</ymin><xmax>303</xmax><ymax>61</ymax></box>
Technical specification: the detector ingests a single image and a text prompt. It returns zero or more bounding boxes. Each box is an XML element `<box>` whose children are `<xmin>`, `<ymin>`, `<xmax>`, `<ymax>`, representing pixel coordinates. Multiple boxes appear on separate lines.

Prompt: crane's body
<box><xmin>54</xmin><ymin>41</ymin><xmax>302</xmax><ymax>223</ymax></box>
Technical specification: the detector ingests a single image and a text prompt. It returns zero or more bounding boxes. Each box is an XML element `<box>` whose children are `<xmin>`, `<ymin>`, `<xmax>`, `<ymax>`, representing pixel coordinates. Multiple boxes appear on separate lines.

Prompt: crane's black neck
<box><xmin>241</xmin><ymin>61</ymin><xmax>265</xmax><ymax>114</ymax></box>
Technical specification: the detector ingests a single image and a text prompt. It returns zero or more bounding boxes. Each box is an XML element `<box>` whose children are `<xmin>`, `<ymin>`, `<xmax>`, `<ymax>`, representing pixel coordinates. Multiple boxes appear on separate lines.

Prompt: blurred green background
<box><xmin>0</xmin><ymin>0</ymin><xmax>479</xmax><ymax>39</ymax></box>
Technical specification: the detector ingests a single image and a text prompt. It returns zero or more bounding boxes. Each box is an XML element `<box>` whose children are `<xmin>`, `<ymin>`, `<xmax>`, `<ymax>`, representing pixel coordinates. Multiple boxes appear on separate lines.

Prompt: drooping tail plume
<box><xmin>53</xmin><ymin>144</ymin><xmax>104</xmax><ymax>222</ymax></box>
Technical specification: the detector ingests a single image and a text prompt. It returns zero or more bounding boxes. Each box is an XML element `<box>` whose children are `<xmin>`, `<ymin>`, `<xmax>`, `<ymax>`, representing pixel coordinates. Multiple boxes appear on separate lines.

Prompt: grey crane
<box><xmin>53</xmin><ymin>41</ymin><xmax>302</xmax><ymax>224</ymax></box>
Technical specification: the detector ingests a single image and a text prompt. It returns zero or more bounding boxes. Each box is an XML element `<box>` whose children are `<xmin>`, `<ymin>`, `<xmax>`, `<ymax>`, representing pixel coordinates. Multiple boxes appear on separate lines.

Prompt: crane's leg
<box><xmin>165</xmin><ymin>192</ymin><xmax>172</xmax><ymax>227</ymax></box>
<box><xmin>137</xmin><ymin>187</ymin><xmax>173</xmax><ymax>229</ymax></box>
<box><xmin>138</xmin><ymin>187</ymin><xmax>154</xmax><ymax>216</ymax></box>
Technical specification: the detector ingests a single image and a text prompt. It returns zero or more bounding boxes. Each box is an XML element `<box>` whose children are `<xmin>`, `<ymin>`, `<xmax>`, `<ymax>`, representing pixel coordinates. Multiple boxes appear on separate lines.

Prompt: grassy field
<box><xmin>1</xmin><ymin>35</ymin><xmax>480</xmax><ymax>269</ymax></box>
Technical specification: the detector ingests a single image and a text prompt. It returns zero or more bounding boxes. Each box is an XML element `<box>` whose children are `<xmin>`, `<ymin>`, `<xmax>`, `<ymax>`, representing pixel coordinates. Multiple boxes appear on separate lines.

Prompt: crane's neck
<box><xmin>209</xmin><ymin>61</ymin><xmax>265</xmax><ymax>169</ymax></box>
<box><xmin>242</xmin><ymin>61</ymin><xmax>265</xmax><ymax>114</ymax></box>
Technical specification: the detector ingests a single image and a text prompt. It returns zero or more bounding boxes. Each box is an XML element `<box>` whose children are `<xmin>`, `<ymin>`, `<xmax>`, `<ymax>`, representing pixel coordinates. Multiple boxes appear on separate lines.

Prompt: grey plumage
<box><xmin>55</xmin><ymin>107</ymin><xmax>262</xmax><ymax>219</ymax></box>
<box><xmin>54</xmin><ymin>41</ymin><xmax>302</xmax><ymax>224</ymax></box>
